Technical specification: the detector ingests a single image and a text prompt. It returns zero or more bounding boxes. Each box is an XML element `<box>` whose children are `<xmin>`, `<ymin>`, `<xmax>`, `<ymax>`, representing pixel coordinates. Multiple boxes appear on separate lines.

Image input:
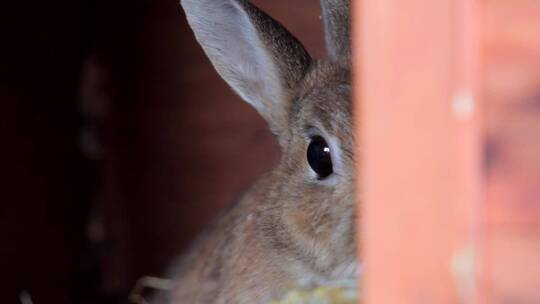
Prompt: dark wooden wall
<box><xmin>0</xmin><ymin>1</ymin><xmax>324</xmax><ymax>303</ymax></box>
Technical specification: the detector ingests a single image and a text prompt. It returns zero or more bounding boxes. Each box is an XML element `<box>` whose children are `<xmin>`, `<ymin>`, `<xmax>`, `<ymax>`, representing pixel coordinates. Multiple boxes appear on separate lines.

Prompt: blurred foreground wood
<box><xmin>356</xmin><ymin>0</ymin><xmax>540</xmax><ymax>302</ymax></box>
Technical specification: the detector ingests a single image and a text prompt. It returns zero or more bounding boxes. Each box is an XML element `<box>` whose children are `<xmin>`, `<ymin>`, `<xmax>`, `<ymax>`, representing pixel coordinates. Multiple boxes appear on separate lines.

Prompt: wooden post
<box><xmin>481</xmin><ymin>0</ymin><xmax>540</xmax><ymax>301</ymax></box>
<box><xmin>355</xmin><ymin>0</ymin><xmax>540</xmax><ymax>302</ymax></box>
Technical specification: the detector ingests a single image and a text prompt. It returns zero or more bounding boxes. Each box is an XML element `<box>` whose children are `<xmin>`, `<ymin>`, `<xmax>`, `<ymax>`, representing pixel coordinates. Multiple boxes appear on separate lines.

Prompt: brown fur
<box><xmin>158</xmin><ymin>1</ymin><xmax>354</xmax><ymax>303</ymax></box>
<box><xmin>320</xmin><ymin>0</ymin><xmax>351</xmax><ymax>61</ymax></box>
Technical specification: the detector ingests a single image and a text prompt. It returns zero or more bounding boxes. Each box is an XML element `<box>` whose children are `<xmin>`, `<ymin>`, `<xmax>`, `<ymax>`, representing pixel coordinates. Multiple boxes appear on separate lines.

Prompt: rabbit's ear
<box><xmin>320</xmin><ymin>0</ymin><xmax>351</xmax><ymax>62</ymax></box>
<box><xmin>180</xmin><ymin>0</ymin><xmax>311</xmax><ymax>136</ymax></box>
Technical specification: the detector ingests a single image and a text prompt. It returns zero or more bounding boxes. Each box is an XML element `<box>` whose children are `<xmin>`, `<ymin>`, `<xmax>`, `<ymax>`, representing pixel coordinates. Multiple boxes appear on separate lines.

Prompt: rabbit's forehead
<box><xmin>292</xmin><ymin>83</ymin><xmax>354</xmax><ymax>156</ymax></box>
<box><xmin>288</xmin><ymin>60</ymin><xmax>353</xmax><ymax>155</ymax></box>
<box><xmin>300</xmin><ymin>86</ymin><xmax>351</xmax><ymax>130</ymax></box>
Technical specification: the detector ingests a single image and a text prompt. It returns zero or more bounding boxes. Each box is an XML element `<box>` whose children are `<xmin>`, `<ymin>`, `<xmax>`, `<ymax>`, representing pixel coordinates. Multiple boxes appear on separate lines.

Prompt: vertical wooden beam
<box><xmin>481</xmin><ymin>0</ymin><xmax>540</xmax><ymax>301</ymax></box>
<box><xmin>355</xmin><ymin>0</ymin><xmax>481</xmax><ymax>302</ymax></box>
<box><xmin>356</xmin><ymin>0</ymin><xmax>540</xmax><ymax>302</ymax></box>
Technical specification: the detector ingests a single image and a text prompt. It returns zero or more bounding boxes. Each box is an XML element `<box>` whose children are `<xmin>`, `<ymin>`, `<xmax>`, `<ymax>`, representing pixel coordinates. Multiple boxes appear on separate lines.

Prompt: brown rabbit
<box><xmin>154</xmin><ymin>0</ymin><xmax>355</xmax><ymax>303</ymax></box>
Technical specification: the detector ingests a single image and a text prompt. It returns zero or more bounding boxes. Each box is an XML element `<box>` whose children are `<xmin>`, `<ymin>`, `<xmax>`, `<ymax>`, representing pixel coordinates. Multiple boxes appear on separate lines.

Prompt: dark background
<box><xmin>0</xmin><ymin>0</ymin><xmax>324</xmax><ymax>303</ymax></box>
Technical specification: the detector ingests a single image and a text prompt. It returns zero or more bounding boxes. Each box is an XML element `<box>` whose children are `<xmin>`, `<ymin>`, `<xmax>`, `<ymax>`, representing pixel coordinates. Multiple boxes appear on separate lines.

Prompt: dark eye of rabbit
<box><xmin>307</xmin><ymin>136</ymin><xmax>333</xmax><ymax>179</ymax></box>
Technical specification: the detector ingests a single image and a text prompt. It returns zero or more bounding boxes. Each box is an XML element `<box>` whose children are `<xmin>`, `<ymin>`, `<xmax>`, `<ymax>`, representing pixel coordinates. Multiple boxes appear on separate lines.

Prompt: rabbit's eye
<box><xmin>307</xmin><ymin>136</ymin><xmax>333</xmax><ymax>179</ymax></box>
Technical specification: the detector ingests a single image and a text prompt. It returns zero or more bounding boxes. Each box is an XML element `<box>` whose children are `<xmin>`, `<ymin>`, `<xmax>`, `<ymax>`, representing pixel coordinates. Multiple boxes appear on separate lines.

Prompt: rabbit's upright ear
<box><xmin>320</xmin><ymin>0</ymin><xmax>351</xmax><ymax>62</ymax></box>
<box><xmin>180</xmin><ymin>0</ymin><xmax>311</xmax><ymax>136</ymax></box>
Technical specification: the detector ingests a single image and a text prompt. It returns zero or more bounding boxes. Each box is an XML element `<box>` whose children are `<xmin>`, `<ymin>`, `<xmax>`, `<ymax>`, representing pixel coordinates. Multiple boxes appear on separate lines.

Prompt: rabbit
<box><xmin>155</xmin><ymin>0</ymin><xmax>356</xmax><ymax>303</ymax></box>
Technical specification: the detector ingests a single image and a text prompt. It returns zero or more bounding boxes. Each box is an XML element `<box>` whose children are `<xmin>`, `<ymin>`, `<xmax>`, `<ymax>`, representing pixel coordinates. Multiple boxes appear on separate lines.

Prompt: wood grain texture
<box><xmin>482</xmin><ymin>0</ymin><xmax>540</xmax><ymax>301</ymax></box>
<box><xmin>357</xmin><ymin>0</ymin><xmax>482</xmax><ymax>302</ymax></box>
<box><xmin>358</xmin><ymin>0</ymin><xmax>540</xmax><ymax>302</ymax></box>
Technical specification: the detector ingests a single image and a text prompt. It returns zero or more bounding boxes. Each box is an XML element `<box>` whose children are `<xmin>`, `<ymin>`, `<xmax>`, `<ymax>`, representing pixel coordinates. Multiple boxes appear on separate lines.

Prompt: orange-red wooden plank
<box><xmin>355</xmin><ymin>0</ymin><xmax>482</xmax><ymax>302</ymax></box>
<box><xmin>481</xmin><ymin>0</ymin><xmax>540</xmax><ymax>301</ymax></box>
<box><xmin>356</xmin><ymin>0</ymin><xmax>540</xmax><ymax>302</ymax></box>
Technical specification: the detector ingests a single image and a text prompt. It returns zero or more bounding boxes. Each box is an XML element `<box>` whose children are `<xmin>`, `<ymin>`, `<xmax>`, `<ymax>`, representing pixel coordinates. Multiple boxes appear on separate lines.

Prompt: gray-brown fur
<box><xmin>320</xmin><ymin>0</ymin><xmax>351</xmax><ymax>62</ymax></box>
<box><xmin>157</xmin><ymin>1</ymin><xmax>355</xmax><ymax>303</ymax></box>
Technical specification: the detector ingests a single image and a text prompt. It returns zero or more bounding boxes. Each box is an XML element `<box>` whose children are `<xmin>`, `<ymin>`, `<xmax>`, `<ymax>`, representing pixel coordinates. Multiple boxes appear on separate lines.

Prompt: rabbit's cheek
<box><xmin>287</xmin><ymin>210</ymin><xmax>316</xmax><ymax>237</ymax></box>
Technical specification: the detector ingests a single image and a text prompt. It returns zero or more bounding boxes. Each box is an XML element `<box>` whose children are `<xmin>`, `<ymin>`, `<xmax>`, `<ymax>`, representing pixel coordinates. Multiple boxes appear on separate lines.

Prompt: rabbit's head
<box><xmin>181</xmin><ymin>0</ymin><xmax>355</xmax><ymax>280</ymax></box>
